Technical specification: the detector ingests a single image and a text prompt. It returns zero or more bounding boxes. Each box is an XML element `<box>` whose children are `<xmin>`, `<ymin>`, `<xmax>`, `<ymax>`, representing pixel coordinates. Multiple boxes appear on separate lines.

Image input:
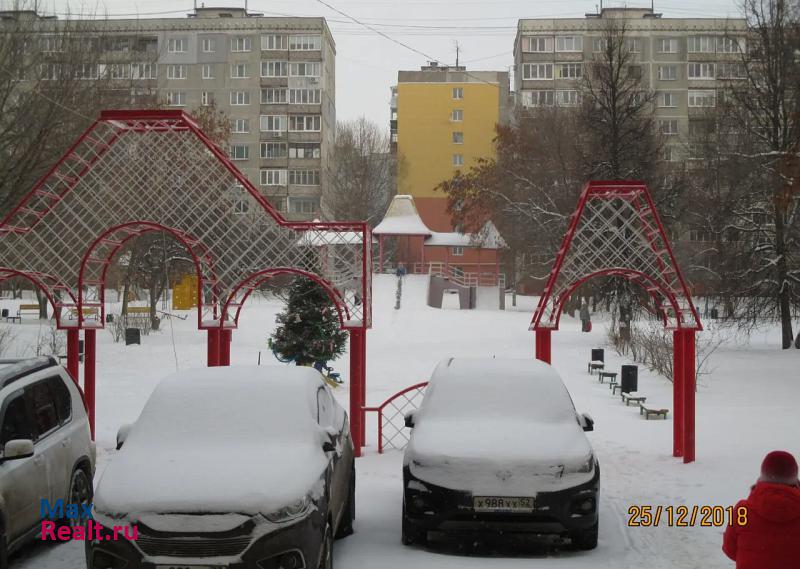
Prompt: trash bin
<box><xmin>591</xmin><ymin>348</ymin><xmax>604</xmax><ymax>363</ymax></box>
<box><xmin>710</xmin><ymin>307</ymin><xmax>718</xmax><ymax>320</ymax></box>
<box><xmin>125</xmin><ymin>328</ymin><xmax>141</xmax><ymax>346</ymax></box>
<box><xmin>1</xmin><ymin>308</ymin><xmax>8</xmax><ymax>318</ymax></box>
<box><xmin>151</xmin><ymin>316</ymin><xmax>160</xmax><ymax>331</ymax></box>
<box><xmin>106</xmin><ymin>314</ymin><xmax>114</xmax><ymax>323</ymax></box>
<box><xmin>621</xmin><ymin>365</ymin><xmax>638</xmax><ymax>393</ymax></box>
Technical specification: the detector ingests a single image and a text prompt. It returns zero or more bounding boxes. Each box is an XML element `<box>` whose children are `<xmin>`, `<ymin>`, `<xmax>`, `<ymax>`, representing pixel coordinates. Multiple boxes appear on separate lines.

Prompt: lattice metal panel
<box><xmin>0</xmin><ymin>110</ymin><xmax>371</xmax><ymax>330</ymax></box>
<box><xmin>532</xmin><ymin>181</ymin><xmax>701</xmax><ymax>331</ymax></box>
<box><xmin>369</xmin><ymin>382</ymin><xmax>428</xmax><ymax>453</ymax></box>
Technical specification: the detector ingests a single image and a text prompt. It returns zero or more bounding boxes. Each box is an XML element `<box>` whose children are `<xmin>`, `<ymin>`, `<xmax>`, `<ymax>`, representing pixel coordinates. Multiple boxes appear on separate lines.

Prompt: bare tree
<box><xmin>323</xmin><ymin>117</ymin><xmax>394</xmax><ymax>224</ymax></box>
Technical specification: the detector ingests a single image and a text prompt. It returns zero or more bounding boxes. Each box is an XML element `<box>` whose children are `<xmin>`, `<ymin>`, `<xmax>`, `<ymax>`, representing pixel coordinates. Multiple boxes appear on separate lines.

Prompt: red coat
<box><xmin>723</xmin><ymin>482</ymin><xmax>800</xmax><ymax>569</ymax></box>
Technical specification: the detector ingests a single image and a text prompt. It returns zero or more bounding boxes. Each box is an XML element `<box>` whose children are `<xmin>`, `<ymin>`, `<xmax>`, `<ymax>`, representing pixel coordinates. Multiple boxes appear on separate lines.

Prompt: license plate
<box><xmin>156</xmin><ymin>566</ymin><xmax>226</xmax><ymax>569</ymax></box>
<box><xmin>473</xmin><ymin>496</ymin><xmax>534</xmax><ymax>513</ymax></box>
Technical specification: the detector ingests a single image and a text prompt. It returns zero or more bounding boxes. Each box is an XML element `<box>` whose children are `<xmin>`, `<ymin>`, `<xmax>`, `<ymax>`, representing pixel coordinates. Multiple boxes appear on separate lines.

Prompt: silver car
<box><xmin>0</xmin><ymin>357</ymin><xmax>96</xmax><ymax>564</ymax></box>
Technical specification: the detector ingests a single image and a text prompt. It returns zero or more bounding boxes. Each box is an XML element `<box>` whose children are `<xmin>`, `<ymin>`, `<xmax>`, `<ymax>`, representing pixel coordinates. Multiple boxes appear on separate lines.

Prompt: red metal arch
<box><xmin>0</xmin><ymin>268</ymin><xmax>70</xmax><ymax>321</ymax></box>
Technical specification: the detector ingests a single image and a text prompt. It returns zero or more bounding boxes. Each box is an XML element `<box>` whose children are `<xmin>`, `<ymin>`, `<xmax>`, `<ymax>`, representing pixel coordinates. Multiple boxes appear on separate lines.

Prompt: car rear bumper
<box><xmin>403</xmin><ymin>465</ymin><xmax>599</xmax><ymax>537</ymax></box>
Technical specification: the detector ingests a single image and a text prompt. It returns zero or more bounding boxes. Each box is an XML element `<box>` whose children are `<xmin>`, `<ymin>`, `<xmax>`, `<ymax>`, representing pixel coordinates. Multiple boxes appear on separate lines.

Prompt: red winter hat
<box><xmin>759</xmin><ymin>451</ymin><xmax>799</xmax><ymax>485</ymax></box>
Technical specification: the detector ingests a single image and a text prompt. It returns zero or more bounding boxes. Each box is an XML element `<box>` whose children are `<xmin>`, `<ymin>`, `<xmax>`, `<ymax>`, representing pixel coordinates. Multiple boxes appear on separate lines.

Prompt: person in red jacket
<box><xmin>723</xmin><ymin>450</ymin><xmax>800</xmax><ymax>569</ymax></box>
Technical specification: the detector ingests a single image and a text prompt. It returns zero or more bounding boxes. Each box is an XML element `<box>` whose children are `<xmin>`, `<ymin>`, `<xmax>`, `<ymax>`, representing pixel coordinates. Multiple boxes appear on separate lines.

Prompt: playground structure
<box><xmin>426</xmin><ymin>262</ymin><xmax>505</xmax><ymax>310</ymax></box>
<box><xmin>0</xmin><ymin>110</ymin><xmax>372</xmax><ymax>455</ymax></box>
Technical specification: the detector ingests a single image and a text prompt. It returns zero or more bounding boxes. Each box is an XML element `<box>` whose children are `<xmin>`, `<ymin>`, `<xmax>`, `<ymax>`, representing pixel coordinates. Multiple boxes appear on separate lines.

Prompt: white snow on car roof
<box><xmin>94</xmin><ymin>366</ymin><xmax>331</xmax><ymax>518</ymax></box>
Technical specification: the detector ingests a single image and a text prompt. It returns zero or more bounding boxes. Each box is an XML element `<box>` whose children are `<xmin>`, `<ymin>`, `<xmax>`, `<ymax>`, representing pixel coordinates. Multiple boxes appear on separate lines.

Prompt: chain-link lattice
<box><xmin>532</xmin><ymin>181</ymin><xmax>701</xmax><ymax>331</ymax></box>
<box><xmin>366</xmin><ymin>382</ymin><xmax>428</xmax><ymax>453</ymax></box>
<box><xmin>0</xmin><ymin>111</ymin><xmax>371</xmax><ymax>330</ymax></box>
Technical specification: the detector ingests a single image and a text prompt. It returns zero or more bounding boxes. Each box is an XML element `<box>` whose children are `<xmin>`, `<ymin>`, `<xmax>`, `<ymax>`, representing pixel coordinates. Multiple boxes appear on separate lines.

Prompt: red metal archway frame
<box><xmin>0</xmin><ymin>110</ymin><xmax>373</xmax><ymax>454</ymax></box>
<box><xmin>531</xmin><ymin>181</ymin><xmax>702</xmax><ymax>463</ymax></box>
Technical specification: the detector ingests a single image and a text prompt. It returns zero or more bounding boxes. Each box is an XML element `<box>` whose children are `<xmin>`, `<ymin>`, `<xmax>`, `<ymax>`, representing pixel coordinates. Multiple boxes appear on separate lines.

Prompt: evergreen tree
<box><xmin>269</xmin><ymin>279</ymin><xmax>348</xmax><ymax>366</ymax></box>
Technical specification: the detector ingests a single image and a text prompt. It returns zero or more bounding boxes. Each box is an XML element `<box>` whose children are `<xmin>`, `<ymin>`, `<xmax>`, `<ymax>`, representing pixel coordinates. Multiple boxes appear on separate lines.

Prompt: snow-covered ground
<box><xmin>3</xmin><ymin>274</ymin><xmax>799</xmax><ymax>568</ymax></box>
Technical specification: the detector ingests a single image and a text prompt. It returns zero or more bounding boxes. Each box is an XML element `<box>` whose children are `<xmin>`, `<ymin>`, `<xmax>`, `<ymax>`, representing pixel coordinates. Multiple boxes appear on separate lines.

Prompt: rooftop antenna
<box><xmin>454</xmin><ymin>40</ymin><xmax>461</xmax><ymax>68</ymax></box>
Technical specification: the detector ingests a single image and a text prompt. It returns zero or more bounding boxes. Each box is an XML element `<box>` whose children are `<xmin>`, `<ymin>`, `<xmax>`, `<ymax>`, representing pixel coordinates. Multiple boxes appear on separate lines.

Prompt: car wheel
<box><xmin>68</xmin><ymin>468</ymin><xmax>93</xmax><ymax>527</ymax></box>
<box><xmin>335</xmin><ymin>469</ymin><xmax>355</xmax><ymax>539</ymax></box>
<box><xmin>401</xmin><ymin>501</ymin><xmax>426</xmax><ymax>546</ymax></box>
<box><xmin>569</xmin><ymin>522</ymin><xmax>598</xmax><ymax>550</ymax></box>
<box><xmin>318</xmin><ymin>520</ymin><xmax>334</xmax><ymax>569</ymax></box>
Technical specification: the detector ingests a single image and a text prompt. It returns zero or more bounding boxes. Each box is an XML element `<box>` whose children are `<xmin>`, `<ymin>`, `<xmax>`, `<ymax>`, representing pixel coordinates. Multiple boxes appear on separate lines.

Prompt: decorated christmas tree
<box><xmin>269</xmin><ymin>278</ymin><xmax>348</xmax><ymax>367</ymax></box>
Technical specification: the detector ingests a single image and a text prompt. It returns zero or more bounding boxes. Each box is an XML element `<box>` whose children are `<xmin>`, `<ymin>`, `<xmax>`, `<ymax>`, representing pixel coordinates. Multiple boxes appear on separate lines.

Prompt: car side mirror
<box><xmin>116</xmin><ymin>423</ymin><xmax>133</xmax><ymax>450</ymax></box>
<box><xmin>404</xmin><ymin>412</ymin><xmax>415</xmax><ymax>429</ymax></box>
<box><xmin>1</xmin><ymin>439</ymin><xmax>34</xmax><ymax>462</ymax></box>
<box><xmin>579</xmin><ymin>413</ymin><xmax>594</xmax><ymax>432</ymax></box>
<box><xmin>322</xmin><ymin>441</ymin><xmax>336</xmax><ymax>453</ymax></box>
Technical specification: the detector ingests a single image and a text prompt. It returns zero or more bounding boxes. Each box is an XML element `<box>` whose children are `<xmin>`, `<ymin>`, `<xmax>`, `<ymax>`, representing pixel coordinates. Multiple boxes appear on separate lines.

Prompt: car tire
<box><xmin>401</xmin><ymin>501</ymin><xmax>426</xmax><ymax>546</ymax></box>
<box><xmin>569</xmin><ymin>522</ymin><xmax>598</xmax><ymax>550</ymax></box>
<box><xmin>335</xmin><ymin>469</ymin><xmax>355</xmax><ymax>539</ymax></box>
<box><xmin>68</xmin><ymin>467</ymin><xmax>93</xmax><ymax>527</ymax></box>
<box><xmin>318</xmin><ymin>519</ymin><xmax>334</xmax><ymax>569</ymax></box>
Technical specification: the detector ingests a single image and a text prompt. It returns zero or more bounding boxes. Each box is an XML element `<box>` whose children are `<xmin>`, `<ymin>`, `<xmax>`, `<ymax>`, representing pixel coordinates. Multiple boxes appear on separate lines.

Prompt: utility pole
<box><xmin>454</xmin><ymin>40</ymin><xmax>461</xmax><ymax>68</ymax></box>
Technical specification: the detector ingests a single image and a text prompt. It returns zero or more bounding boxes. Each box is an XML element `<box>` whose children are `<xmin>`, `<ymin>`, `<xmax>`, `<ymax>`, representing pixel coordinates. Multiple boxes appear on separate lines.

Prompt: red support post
<box><xmin>349</xmin><ymin>329</ymin><xmax>363</xmax><ymax>457</ymax></box>
<box><xmin>207</xmin><ymin>329</ymin><xmax>221</xmax><ymax>367</ymax></box>
<box><xmin>673</xmin><ymin>329</ymin><xmax>684</xmax><ymax>457</ymax></box>
<box><xmin>359</xmin><ymin>328</ymin><xmax>367</xmax><ymax>449</ymax></box>
<box><xmin>66</xmin><ymin>329</ymin><xmax>80</xmax><ymax>384</ymax></box>
<box><xmin>220</xmin><ymin>329</ymin><xmax>231</xmax><ymax>366</ymax></box>
<box><xmin>534</xmin><ymin>329</ymin><xmax>552</xmax><ymax>364</ymax></box>
<box><xmin>84</xmin><ymin>329</ymin><xmax>96</xmax><ymax>440</ymax></box>
<box><xmin>378</xmin><ymin>235</ymin><xmax>384</xmax><ymax>273</ymax></box>
<box><xmin>682</xmin><ymin>330</ymin><xmax>696</xmax><ymax>464</ymax></box>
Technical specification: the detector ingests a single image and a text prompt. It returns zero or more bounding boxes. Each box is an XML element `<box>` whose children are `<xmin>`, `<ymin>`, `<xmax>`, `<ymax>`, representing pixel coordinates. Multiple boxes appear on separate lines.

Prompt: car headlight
<box><xmin>264</xmin><ymin>496</ymin><xmax>312</xmax><ymax>523</ymax></box>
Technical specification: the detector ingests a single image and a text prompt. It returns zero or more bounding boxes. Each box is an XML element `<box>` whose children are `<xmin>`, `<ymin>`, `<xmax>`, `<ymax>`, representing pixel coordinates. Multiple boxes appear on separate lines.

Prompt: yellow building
<box><xmin>393</xmin><ymin>64</ymin><xmax>510</xmax><ymax>231</ymax></box>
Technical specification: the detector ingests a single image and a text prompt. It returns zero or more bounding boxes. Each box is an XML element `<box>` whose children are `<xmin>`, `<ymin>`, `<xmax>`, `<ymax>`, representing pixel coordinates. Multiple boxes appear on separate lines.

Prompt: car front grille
<box><xmin>136</xmin><ymin>534</ymin><xmax>252</xmax><ymax>557</ymax></box>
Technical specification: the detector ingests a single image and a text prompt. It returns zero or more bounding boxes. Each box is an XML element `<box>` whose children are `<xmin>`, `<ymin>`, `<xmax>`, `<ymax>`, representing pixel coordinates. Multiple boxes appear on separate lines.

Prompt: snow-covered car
<box><xmin>0</xmin><ymin>357</ymin><xmax>95</xmax><ymax>564</ymax></box>
<box><xmin>88</xmin><ymin>366</ymin><xmax>355</xmax><ymax>569</ymax></box>
<box><xmin>402</xmin><ymin>358</ymin><xmax>599</xmax><ymax>550</ymax></box>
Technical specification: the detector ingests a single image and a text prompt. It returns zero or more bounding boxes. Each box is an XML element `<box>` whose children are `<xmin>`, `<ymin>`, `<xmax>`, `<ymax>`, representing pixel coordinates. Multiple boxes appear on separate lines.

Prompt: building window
<box><xmin>201</xmin><ymin>38</ymin><xmax>215</xmax><ymax>53</ymax></box>
<box><xmin>289</xmin><ymin>143</ymin><xmax>321</xmax><ymax>158</ymax></box>
<box><xmin>290</xmin><ymin>197</ymin><xmax>319</xmax><ymax>214</ymax></box>
<box><xmin>522</xmin><ymin>63</ymin><xmax>553</xmax><ymax>80</ymax></box>
<box><xmin>108</xmin><ymin>64</ymin><xmax>131</xmax><ymax>80</ymax></box>
<box><xmin>452</xmin><ymin>87</ymin><xmax>463</xmax><ymax>99</ymax></box>
<box><xmin>289</xmin><ymin>89</ymin><xmax>322</xmax><ymax>104</ymax></box>
<box><xmin>555</xmin><ymin>90</ymin><xmax>579</xmax><ymax>107</ymax></box>
<box><xmin>452</xmin><ymin>154</ymin><xmax>464</xmax><ymax>166</ymax></box>
<box><xmin>688</xmin><ymin>90</ymin><xmax>715</xmax><ymax>107</ymax></box>
<box><xmin>658</xmin><ymin>65</ymin><xmax>677</xmax><ymax>81</ymax></box>
<box><xmin>659</xmin><ymin>119</ymin><xmax>679</xmax><ymax>135</ymax></box>
<box><xmin>167</xmin><ymin>37</ymin><xmax>187</xmax><ymax>53</ymax></box>
<box><xmin>230</xmin><ymin>91</ymin><xmax>251</xmax><ymax>105</ymax></box>
<box><xmin>201</xmin><ymin>91</ymin><xmax>214</xmax><ymax>106</ymax></box>
<box><xmin>289</xmin><ymin>62</ymin><xmax>321</xmax><ymax>77</ymax></box>
<box><xmin>231</xmin><ymin>37</ymin><xmax>252</xmax><ymax>52</ymax></box>
<box><xmin>658</xmin><ymin>92</ymin><xmax>677</xmax><ymax>108</ymax></box>
<box><xmin>451</xmin><ymin>109</ymin><xmax>463</xmax><ymax>122</ymax></box>
<box><xmin>591</xmin><ymin>37</ymin><xmax>607</xmax><ymax>53</ymax></box>
<box><xmin>260</xmin><ymin>115</ymin><xmax>287</xmax><ymax>132</ymax></box>
<box><xmin>230</xmin><ymin>63</ymin><xmax>249</xmax><ymax>79</ymax></box>
<box><xmin>717</xmin><ymin>36</ymin><xmax>743</xmax><ymax>53</ymax></box>
<box><xmin>523</xmin><ymin>36</ymin><xmax>552</xmax><ymax>53</ymax></box>
<box><xmin>452</xmin><ymin>131</ymin><xmax>464</xmax><ymax>144</ymax></box>
<box><xmin>132</xmin><ymin>63</ymin><xmax>157</xmax><ymax>80</ymax></box>
<box><xmin>289</xmin><ymin>169</ymin><xmax>321</xmax><ymax>185</ymax></box>
<box><xmin>261</xmin><ymin>61</ymin><xmax>288</xmax><ymax>78</ymax></box>
<box><xmin>260</xmin><ymin>168</ymin><xmax>287</xmax><ymax>186</ymax></box>
<box><xmin>555</xmin><ymin>36</ymin><xmax>582</xmax><ymax>52</ymax></box>
<box><xmin>660</xmin><ymin>145</ymin><xmax>676</xmax><ymax>161</ymax></box>
<box><xmin>231</xmin><ymin>118</ymin><xmax>250</xmax><ymax>133</ymax></box>
<box><xmin>229</xmin><ymin>144</ymin><xmax>250</xmax><ymax>160</ymax></box>
<box><xmin>657</xmin><ymin>38</ymin><xmax>678</xmax><ymax>53</ymax></box>
<box><xmin>289</xmin><ymin>35</ymin><xmax>322</xmax><ymax>50</ymax></box>
<box><xmin>452</xmin><ymin>246</ymin><xmax>464</xmax><ymax>256</ymax></box>
<box><xmin>262</xmin><ymin>88</ymin><xmax>288</xmax><ymax>104</ymax></box>
<box><xmin>232</xmin><ymin>197</ymin><xmax>249</xmax><ymax>215</ymax></box>
<box><xmin>202</xmin><ymin>64</ymin><xmax>214</xmax><ymax>79</ymax></box>
<box><xmin>288</xmin><ymin>115</ymin><xmax>321</xmax><ymax>132</ymax></box>
<box><xmin>626</xmin><ymin>38</ymin><xmax>641</xmax><ymax>53</ymax></box>
<box><xmin>166</xmin><ymin>91</ymin><xmax>186</xmax><ymax>106</ymax></box>
<box><xmin>74</xmin><ymin>64</ymin><xmax>99</xmax><ymax>80</ymax></box>
<box><xmin>688</xmin><ymin>36</ymin><xmax>715</xmax><ymax>53</ymax></box>
<box><xmin>717</xmin><ymin>63</ymin><xmax>747</xmax><ymax>79</ymax></box>
<box><xmin>40</xmin><ymin>36</ymin><xmax>63</xmax><ymax>53</ymax></box>
<box><xmin>166</xmin><ymin>64</ymin><xmax>187</xmax><ymax>80</ymax></box>
<box><xmin>521</xmin><ymin>90</ymin><xmax>554</xmax><ymax>107</ymax></box>
<box><xmin>260</xmin><ymin>142</ymin><xmax>287</xmax><ymax>158</ymax></box>
<box><xmin>261</xmin><ymin>34</ymin><xmax>288</xmax><ymax>50</ymax></box>
<box><xmin>688</xmin><ymin>62</ymin><xmax>715</xmax><ymax>80</ymax></box>
<box><xmin>557</xmin><ymin>63</ymin><xmax>582</xmax><ymax>79</ymax></box>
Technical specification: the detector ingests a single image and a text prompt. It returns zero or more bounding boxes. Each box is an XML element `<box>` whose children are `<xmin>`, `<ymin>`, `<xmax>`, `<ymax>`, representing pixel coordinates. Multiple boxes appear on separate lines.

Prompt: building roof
<box><xmin>372</xmin><ymin>195</ymin><xmax>432</xmax><ymax>236</ymax></box>
<box><xmin>425</xmin><ymin>221</ymin><xmax>507</xmax><ymax>250</ymax></box>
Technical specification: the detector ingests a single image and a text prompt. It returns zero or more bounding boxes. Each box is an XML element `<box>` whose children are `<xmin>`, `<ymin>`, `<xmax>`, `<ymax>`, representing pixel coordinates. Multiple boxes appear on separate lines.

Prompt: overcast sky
<box><xmin>7</xmin><ymin>0</ymin><xmax>743</xmax><ymax>126</ymax></box>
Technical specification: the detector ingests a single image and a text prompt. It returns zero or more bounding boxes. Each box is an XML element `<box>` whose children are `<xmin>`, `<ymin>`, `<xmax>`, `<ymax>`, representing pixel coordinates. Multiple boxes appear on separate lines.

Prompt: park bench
<box><xmin>622</xmin><ymin>392</ymin><xmax>647</xmax><ymax>406</ymax></box>
<box><xmin>639</xmin><ymin>404</ymin><xmax>669</xmax><ymax>420</ymax></box>
<box><xmin>611</xmin><ymin>383</ymin><xmax>624</xmax><ymax>395</ymax></box>
<box><xmin>123</xmin><ymin>306</ymin><xmax>151</xmax><ymax>324</ymax></box>
<box><xmin>69</xmin><ymin>307</ymin><xmax>99</xmax><ymax>321</ymax></box>
<box><xmin>587</xmin><ymin>360</ymin><xmax>604</xmax><ymax>374</ymax></box>
<box><xmin>15</xmin><ymin>304</ymin><xmax>40</xmax><ymax>321</ymax></box>
<box><xmin>598</xmin><ymin>371</ymin><xmax>617</xmax><ymax>384</ymax></box>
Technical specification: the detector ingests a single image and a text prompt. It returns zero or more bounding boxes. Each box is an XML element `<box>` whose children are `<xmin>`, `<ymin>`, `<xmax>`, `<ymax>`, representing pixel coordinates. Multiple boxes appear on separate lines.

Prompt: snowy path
<box><xmin>4</xmin><ymin>274</ymin><xmax>798</xmax><ymax>568</ymax></box>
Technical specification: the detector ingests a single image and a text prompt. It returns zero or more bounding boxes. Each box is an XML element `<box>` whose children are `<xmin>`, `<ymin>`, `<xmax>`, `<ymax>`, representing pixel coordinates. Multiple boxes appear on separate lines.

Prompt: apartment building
<box><xmin>393</xmin><ymin>63</ymin><xmax>510</xmax><ymax>232</ymax></box>
<box><xmin>3</xmin><ymin>6</ymin><xmax>335</xmax><ymax>220</ymax></box>
<box><xmin>515</xmin><ymin>7</ymin><xmax>747</xmax><ymax>161</ymax></box>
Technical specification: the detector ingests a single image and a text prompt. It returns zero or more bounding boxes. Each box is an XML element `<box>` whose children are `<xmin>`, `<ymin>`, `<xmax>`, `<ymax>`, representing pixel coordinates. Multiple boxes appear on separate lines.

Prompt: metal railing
<box><xmin>364</xmin><ymin>382</ymin><xmax>428</xmax><ymax>453</ymax></box>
